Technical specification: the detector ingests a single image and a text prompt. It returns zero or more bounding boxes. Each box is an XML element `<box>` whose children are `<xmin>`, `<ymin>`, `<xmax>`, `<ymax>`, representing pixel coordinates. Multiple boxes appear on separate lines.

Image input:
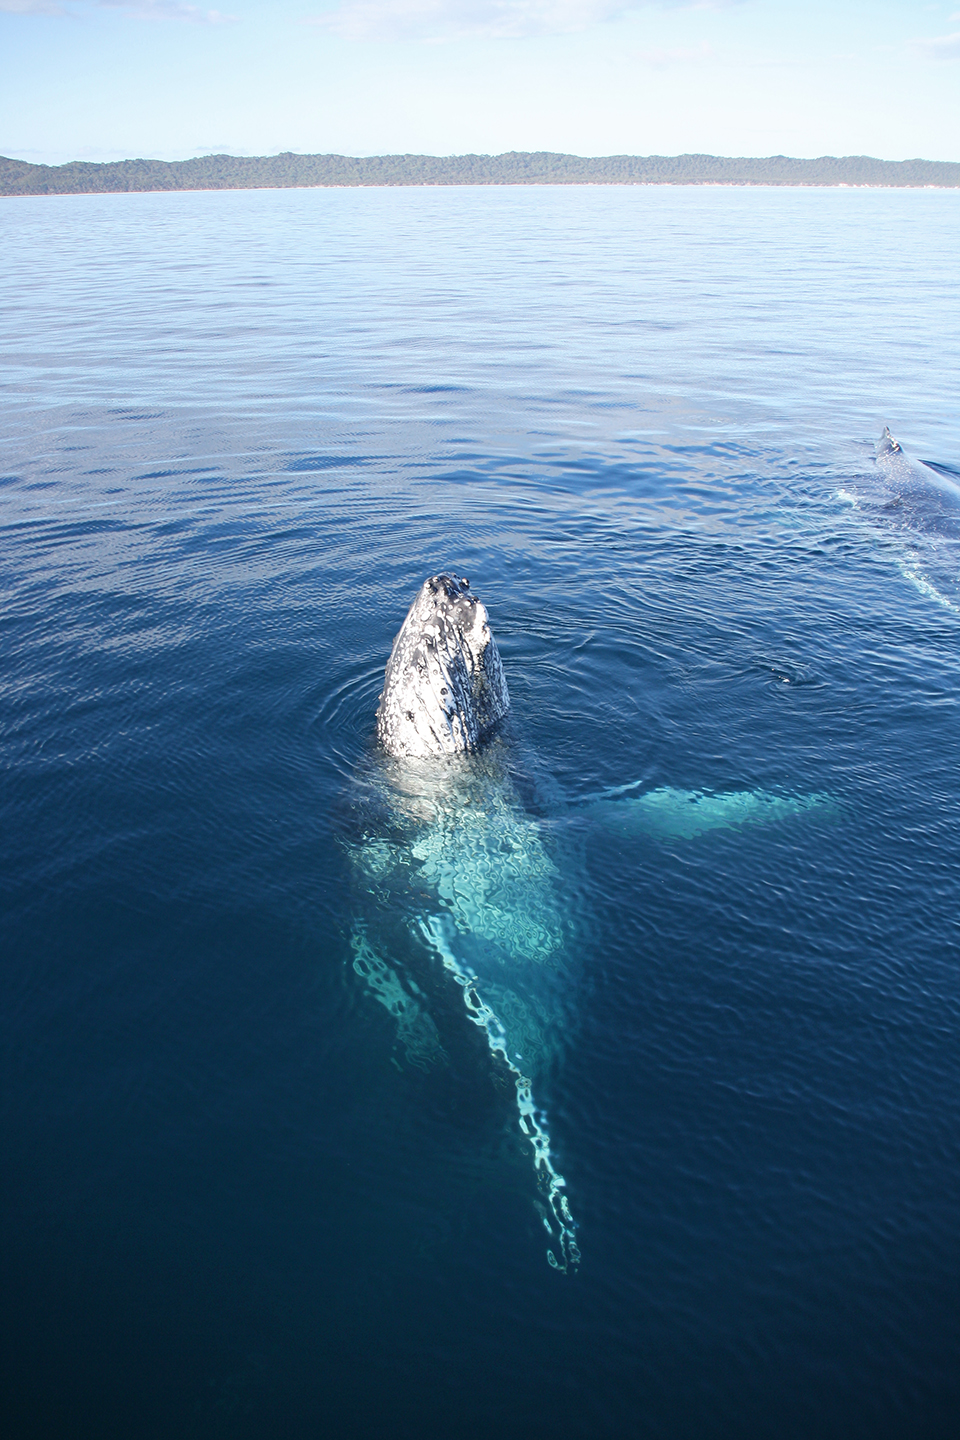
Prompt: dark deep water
<box><xmin>2</xmin><ymin>185</ymin><xmax>959</xmax><ymax>1438</ymax></box>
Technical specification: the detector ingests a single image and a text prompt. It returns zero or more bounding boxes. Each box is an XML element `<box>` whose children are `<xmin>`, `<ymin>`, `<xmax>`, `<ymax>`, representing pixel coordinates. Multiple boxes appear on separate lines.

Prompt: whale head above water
<box><xmin>376</xmin><ymin>573</ymin><xmax>510</xmax><ymax>759</ymax></box>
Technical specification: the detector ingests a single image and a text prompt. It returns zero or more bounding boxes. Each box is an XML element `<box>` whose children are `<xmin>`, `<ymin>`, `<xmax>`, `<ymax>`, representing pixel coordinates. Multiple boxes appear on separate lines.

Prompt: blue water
<box><xmin>2</xmin><ymin>185</ymin><xmax>959</xmax><ymax>1439</ymax></box>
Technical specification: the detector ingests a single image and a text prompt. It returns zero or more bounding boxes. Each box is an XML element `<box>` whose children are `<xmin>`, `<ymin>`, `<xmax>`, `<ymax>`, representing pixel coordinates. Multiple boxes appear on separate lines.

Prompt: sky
<box><xmin>1</xmin><ymin>1</ymin><xmax>958</xmax><ymax>165</ymax></box>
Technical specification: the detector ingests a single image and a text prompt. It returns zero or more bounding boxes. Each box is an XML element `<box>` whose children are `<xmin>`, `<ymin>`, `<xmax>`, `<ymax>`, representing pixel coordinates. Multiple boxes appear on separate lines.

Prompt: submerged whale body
<box><xmin>361</xmin><ymin>576</ymin><xmax>579</xmax><ymax>1269</ymax></box>
<box><xmin>347</xmin><ymin>574</ymin><xmax>835</xmax><ymax>1273</ymax></box>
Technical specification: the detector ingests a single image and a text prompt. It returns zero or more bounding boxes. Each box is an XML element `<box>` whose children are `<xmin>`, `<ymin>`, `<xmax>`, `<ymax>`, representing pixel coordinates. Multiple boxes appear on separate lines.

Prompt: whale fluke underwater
<box><xmin>345</xmin><ymin>574</ymin><xmax>835</xmax><ymax>1272</ymax></box>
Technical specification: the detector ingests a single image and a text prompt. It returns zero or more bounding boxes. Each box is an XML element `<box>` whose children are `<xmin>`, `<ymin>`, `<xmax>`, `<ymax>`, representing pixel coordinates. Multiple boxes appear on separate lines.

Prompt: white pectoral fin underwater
<box><xmin>345</xmin><ymin>574</ymin><xmax>834</xmax><ymax>1273</ymax></box>
<box><xmin>579</xmin><ymin>784</ymin><xmax>837</xmax><ymax>841</ymax></box>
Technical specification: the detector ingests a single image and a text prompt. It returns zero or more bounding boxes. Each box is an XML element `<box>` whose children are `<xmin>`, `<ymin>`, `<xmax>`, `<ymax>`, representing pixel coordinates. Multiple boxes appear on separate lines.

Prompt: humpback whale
<box><xmin>875</xmin><ymin>426</ymin><xmax>960</xmax><ymax>507</ymax></box>
<box><xmin>345</xmin><ymin>574</ymin><xmax>833</xmax><ymax>1273</ymax></box>
<box><xmin>836</xmin><ymin>429</ymin><xmax>960</xmax><ymax>614</ymax></box>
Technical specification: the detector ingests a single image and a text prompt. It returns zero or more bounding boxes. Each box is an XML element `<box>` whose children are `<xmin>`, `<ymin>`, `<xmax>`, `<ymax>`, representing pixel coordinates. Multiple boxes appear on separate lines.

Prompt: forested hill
<box><xmin>3</xmin><ymin>151</ymin><xmax>959</xmax><ymax>196</ymax></box>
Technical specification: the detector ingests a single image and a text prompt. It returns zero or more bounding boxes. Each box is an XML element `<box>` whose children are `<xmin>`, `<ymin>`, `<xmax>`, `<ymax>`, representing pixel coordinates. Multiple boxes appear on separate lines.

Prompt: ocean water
<box><xmin>2</xmin><ymin>184</ymin><xmax>959</xmax><ymax>1439</ymax></box>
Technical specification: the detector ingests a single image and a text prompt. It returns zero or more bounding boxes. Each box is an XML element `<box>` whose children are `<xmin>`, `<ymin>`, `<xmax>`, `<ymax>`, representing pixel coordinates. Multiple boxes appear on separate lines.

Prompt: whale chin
<box><xmin>376</xmin><ymin>573</ymin><xmax>510</xmax><ymax>760</ymax></box>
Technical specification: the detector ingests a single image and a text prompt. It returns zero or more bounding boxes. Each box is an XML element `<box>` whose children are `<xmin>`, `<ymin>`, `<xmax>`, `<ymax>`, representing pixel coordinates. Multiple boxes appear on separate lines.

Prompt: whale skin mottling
<box><xmin>376</xmin><ymin>573</ymin><xmax>510</xmax><ymax>759</ymax></box>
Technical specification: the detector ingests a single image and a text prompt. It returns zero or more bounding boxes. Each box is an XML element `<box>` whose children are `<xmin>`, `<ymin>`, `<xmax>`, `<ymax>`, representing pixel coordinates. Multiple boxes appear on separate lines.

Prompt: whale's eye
<box><xmin>460</xmin><ymin>577</ymin><xmax>469</xmax><ymax>589</ymax></box>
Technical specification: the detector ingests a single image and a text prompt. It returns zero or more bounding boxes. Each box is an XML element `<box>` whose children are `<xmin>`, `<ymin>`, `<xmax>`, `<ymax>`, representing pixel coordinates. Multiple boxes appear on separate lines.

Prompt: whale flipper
<box><xmin>580</xmin><ymin>785</ymin><xmax>836</xmax><ymax>841</ymax></box>
<box><xmin>351</xmin><ymin>927</ymin><xmax>447</xmax><ymax>1071</ymax></box>
<box><xmin>347</xmin><ymin>742</ymin><xmax>581</xmax><ymax>1271</ymax></box>
<box><xmin>419</xmin><ymin>914</ymin><xmax>580</xmax><ymax>1274</ymax></box>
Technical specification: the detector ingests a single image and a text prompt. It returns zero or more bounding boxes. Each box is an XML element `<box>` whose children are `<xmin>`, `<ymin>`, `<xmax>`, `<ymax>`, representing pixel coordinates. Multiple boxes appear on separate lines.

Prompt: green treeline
<box><xmin>2</xmin><ymin>150</ymin><xmax>959</xmax><ymax>196</ymax></box>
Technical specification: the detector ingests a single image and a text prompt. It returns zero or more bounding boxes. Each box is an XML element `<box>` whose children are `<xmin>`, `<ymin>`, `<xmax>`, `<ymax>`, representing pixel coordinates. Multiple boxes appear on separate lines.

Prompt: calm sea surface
<box><xmin>2</xmin><ymin>185</ymin><xmax>959</xmax><ymax>1439</ymax></box>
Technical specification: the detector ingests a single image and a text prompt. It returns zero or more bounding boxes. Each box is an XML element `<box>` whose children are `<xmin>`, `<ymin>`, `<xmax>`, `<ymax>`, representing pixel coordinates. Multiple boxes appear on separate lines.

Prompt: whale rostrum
<box><xmin>376</xmin><ymin>573</ymin><xmax>509</xmax><ymax>759</ymax></box>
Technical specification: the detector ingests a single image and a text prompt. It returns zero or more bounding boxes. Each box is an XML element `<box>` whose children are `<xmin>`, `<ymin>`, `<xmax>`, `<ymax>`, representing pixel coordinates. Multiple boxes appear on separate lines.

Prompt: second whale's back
<box><xmin>876</xmin><ymin>426</ymin><xmax>960</xmax><ymax>503</ymax></box>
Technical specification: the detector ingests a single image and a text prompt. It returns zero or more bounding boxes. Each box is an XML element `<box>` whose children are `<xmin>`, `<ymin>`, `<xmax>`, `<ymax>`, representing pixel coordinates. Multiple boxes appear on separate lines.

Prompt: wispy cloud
<box><xmin>98</xmin><ymin>0</ymin><xmax>237</xmax><ymax>18</ymax></box>
<box><xmin>0</xmin><ymin>0</ymin><xmax>68</xmax><ymax>13</ymax></box>
<box><xmin>301</xmin><ymin>0</ymin><xmax>640</xmax><ymax>42</ymax></box>
<box><xmin>1</xmin><ymin>0</ymin><xmax>237</xmax><ymax>12</ymax></box>
<box><xmin>910</xmin><ymin>28</ymin><xmax>960</xmax><ymax>59</ymax></box>
<box><xmin>0</xmin><ymin>0</ymin><xmax>237</xmax><ymax>13</ymax></box>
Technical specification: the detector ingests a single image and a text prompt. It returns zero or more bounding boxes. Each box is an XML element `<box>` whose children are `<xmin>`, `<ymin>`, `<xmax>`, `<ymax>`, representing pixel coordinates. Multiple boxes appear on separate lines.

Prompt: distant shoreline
<box><xmin>3</xmin><ymin>150</ymin><xmax>959</xmax><ymax>197</ymax></box>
